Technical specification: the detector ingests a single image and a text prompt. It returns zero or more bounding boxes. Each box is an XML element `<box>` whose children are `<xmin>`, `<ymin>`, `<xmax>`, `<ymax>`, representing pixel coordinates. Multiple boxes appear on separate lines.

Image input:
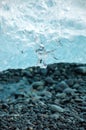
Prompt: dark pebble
<box><xmin>40</xmin><ymin>68</ymin><xmax>47</xmax><ymax>76</ymax></box>
<box><xmin>54</xmin><ymin>81</ymin><xmax>69</xmax><ymax>93</ymax></box>
<box><xmin>63</xmin><ymin>88</ymin><xmax>75</xmax><ymax>96</ymax></box>
<box><xmin>12</xmin><ymin>93</ymin><xmax>25</xmax><ymax>99</ymax></box>
<box><xmin>32</xmin><ymin>81</ymin><xmax>44</xmax><ymax>90</ymax></box>
<box><xmin>0</xmin><ymin>103</ymin><xmax>9</xmax><ymax>110</ymax></box>
<box><xmin>45</xmin><ymin>76</ymin><xmax>55</xmax><ymax>85</ymax></box>
<box><xmin>65</xmin><ymin>79</ymin><xmax>75</xmax><ymax>87</ymax></box>
<box><xmin>74</xmin><ymin>66</ymin><xmax>86</xmax><ymax>75</ymax></box>
<box><xmin>22</xmin><ymin>70</ymin><xmax>33</xmax><ymax>77</ymax></box>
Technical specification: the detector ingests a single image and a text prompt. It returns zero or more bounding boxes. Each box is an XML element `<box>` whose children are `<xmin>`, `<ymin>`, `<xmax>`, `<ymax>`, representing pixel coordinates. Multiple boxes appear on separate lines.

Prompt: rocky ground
<box><xmin>0</xmin><ymin>63</ymin><xmax>86</xmax><ymax>130</ymax></box>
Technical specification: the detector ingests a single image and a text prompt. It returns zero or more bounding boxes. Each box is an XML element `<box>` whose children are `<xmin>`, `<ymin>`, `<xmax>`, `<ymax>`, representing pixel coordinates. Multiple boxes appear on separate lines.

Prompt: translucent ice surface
<box><xmin>0</xmin><ymin>0</ymin><xmax>86</xmax><ymax>71</ymax></box>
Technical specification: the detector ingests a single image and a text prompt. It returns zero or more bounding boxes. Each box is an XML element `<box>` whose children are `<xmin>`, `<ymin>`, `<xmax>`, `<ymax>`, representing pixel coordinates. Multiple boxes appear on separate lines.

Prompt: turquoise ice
<box><xmin>0</xmin><ymin>0</ymin><xmax>86</xmax><ymax>71</ymax></box>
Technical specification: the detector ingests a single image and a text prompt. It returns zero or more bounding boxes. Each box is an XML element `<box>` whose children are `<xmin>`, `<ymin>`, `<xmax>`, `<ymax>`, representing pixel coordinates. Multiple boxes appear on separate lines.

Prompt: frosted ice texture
<box><xmin>0</xmin><ymin>0</ymin><xmax>86</xmax><ymax>71</ymax></box>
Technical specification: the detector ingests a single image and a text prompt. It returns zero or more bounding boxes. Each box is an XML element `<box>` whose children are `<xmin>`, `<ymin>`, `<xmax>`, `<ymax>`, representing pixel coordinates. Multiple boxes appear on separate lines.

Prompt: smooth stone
<box><xmin>54</xmin><ymin>81</ymin><xmax>69</xmax><ymax>93</ymax></box>
<box><xmin>75</xmin><ymin>66</ymin><xmax>86</xmax><ymax>74</ymax></box>
<box><xmin>0</xmin><ymin>103</ymin><xmax>9</xmax><ymax>110</ymax></box>
<box><xmin>48</xmin><ymin>104</ymin><xmax>64</xmax><ymax>113</ymax></box>
<box><xmin>44</xmin><ymin>128</ymin><xmax>50</xmax><ymax>130</ymax></box>
<box><xmin>50</xmin><ymin>113</ymin><xmax>60</xmax><ymax>119</ymax></box>
<box><xmin>79</xmin><ymin>127</ymin><xmax>85</xmax><ymax>130</ymax></box>
<box><xmin>53</xmin><ymin>70</ymin><xmax>61</xmax><ymax>77</ymax></box>
<box><xmin>60</xmin><ymin>97</ymin><xmax>72</xmax><ymax>104</ymax></box>
<box><xmin>27</xmin><ymin>126</ymin><xmax>33</xmax><ymax>130</ymax></box>
<box><xmin>63</xmin><ymin>88</ymin><xmax>76</xmax><ymax>96</ymax></box>
<box><xmin>75</xmin><ymin>98</ymin><xmax>83</xmax><ymax>103</ymax></box>
<box><xmin>54</xmin><ymin>99</ymin><xmax>60</xmax><ymax>104</ymax></box>
<box><xmin>12</xmin><ymin>92</ymin><xmax>26</xmax><ymax>99</ymax></box>
<box><xmin>40</xmin><ymin>68</ymin><xmax>47</xmax><ymax>76</ymax></box>
<box><xmin>21</xmin><ymin>69</ymin><xmax>32</xmax><ymax>77</ymax></box>
<box><xmin>73</xmin><ymin>83</ymin><xmax>80</xmax><ymax>89</ymax></box>
<box><xmin>33</xmin><ymin>75</ymin><xmax>41</xmax><ymax>81</ymax></box>
<box><xmin>0</xmin><ymin>86</ymin><xmax>4</xmax><ymax>91</ymax></box>
<box><xmin>16</xmin><ymin>128</ymin><xmax>20</xmax><ymax>130</ymax></box>
<box><xmin>38</xmin><ymin>90</ymin><xmax>52</xmax><ymax>98</ymax></box>
<box><xmin>83</xmin><ymin>96</ymin><xmax>86</xmax><ymax>101</ymax></box>
<box><xmin>38</xmin><ymin>101</ymin><xmax>46</xmax><ymax>106</ymax></box>
<box><xmin>80</xmin><ymin>107</ymin><xmax>86</xmax><ymax>112</ymax></box>
<box><xmin>78</xmin><ymin>118</ymin><xmax>85</xmax><ymax>123</ymax></box>
<box><xmin>65</xmin><ymin>79</ymin><xmax>75</xmax><ymax>87</ymax></box>
<box><xmin>45</xmin><ymin>76</ymin><xmax>55</xmax><ymax>85</ymax></box>
<box><xmin>32</xmin><ymin>81</ymin><xmax>44</xmax><ymax>90</ymax></box>
<box><xmin>56</xmin><ymin>93</ymin><xmax>66</xmax><ymax>99</ymax></box>
<box><xmin>47</xmin><ymin>64</ymin><xmax>56</xmax><ymax>71</ymax></box>
<box><xmin>29</xmin><ymin>90</ymin><xmax>42</xmax><ymax>99</ymax></box>
<box><xmin>81</xmin><ymin>112</ymin><xmax>86</xmax><ymax>120</ymax></box>
<box><xmin>21</xmin><ymin>77</ymin><xmax>28</xmax><ymax>83</ymax></box>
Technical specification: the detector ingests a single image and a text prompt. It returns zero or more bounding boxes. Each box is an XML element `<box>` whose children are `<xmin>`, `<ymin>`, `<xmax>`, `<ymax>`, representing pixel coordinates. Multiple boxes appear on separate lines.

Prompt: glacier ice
<box><xmin>0</xmin><ymin>0</ymin><xmax>86</xmax><ymax>71</ymax></box>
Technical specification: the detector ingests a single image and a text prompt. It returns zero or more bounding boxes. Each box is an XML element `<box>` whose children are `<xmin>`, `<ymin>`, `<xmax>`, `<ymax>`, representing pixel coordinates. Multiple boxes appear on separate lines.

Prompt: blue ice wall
<box><xmin>0</xmin><ymin>0</ymin><xmax>86</xmax><ymax>71</ymax></box>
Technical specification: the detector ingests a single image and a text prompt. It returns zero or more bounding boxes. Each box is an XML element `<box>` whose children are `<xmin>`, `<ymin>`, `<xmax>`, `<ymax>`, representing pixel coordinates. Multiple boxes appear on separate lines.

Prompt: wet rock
<box><xmin>50</xmin><ymin>113</ymin><xmax>60</xmax><ymax>119</ymax></box>
<box><xmin>22</xmin><ymin>70</ymin><xmax>33</xmax><ymax>77</ymax></box>
<box><xmin>47</xmin><ymin>63</ymin><xmax>57</xmax><ymax>72</ymax></box>
<box><xmin>73</xmin><ymin>83</ymin><xmax>80</xmax><ymax>89</ymax></box>
<box><xmin>40</xmin><ymin>68</ymin><xmax>47</xmax><ymax>76</ymax></box>
<box><xmin>53</xmin><ymin>70</ymin><xmax>61</xmax><ymax>77</ymax></box>
<box><xmin>0</xmin><ymin>103</ymin><xmax>9</xmax><ymax>110</ymax></box>
<box><xmin>45</xmin><ymin>76</ymin><xmax>55</xmax><ymax>85</ymax></box>
<box><xmin>80</xmin><ymin>107</ymin><xmax>86</xmax><ymax>112</ymax></box>
<box><xmin>81</xmin><ymin>112</ymin><xmax>86</xmax><ymax>120</ymax></box>
<box><xmin>48</xmin><ymin>104</ymin><xmax>64</xmax><ymax>113</ymax></box>
<box><xmin>54</xmin><ymin>81</ymin><xmax>69</xmax><ymax>93</ymax></box>
<box><xmin>60</xmin><ymin>97</ymin><xmax>72</xmax><ymax>104</ymax></box>
<box><xmin>32</xmin><ymin>81</ymin><xmax>44</xmax><ymax>90</ymax></box>
<box><xmin>63</xmin><ymin>88</ymin><xmax>76</xmax><ymax>96</ymax></box>
<box><xmin>79</xmin><ymin>127</ymin><xmax>85</xmax><ymax>130</ymax></box>
<box><xmin>38</xmin><ymin>90</ymin><xmax>52</xmax><ymax>98</ymax></box>
<box><xmin>74</xmin><ymin>98</ymin><xmax>83</xmax><ymax>103</ymax></box>
<box><xmin>74</xmin><ymin>66</ymin><xmax>86</xmax><ymax>75</ymax></box>
<box><xmin>56</xmin><ymin>93</ymin><xmax>66</xmax><ymax>99</ymax></box>
<box><xmin>0</xmin><ymin>85</ymin><xmax>4</xmax><ymax>91</ymax></box>
<box><xmin>38</xmin><ymin>100</ymin><xmax>46</xmax><ymax>107</ymax></box>
<box><xmin>44</xmin><ymin>128</ymin><xmax>50</xmax><ymax>130</ymax></box>
<box><xmin>12</xmin><ymin>92</ymin><xmax>26</xmax><ymax>99</ymax></box>
<box><xmin>65</xmin><ymin>79</ymin><xmax>75</xmax><ymax>87</ymax></box>
<box><xmin>27</xmin><ymin>126</ymin><xmax>33</xmax><ymax>130</ymax></box>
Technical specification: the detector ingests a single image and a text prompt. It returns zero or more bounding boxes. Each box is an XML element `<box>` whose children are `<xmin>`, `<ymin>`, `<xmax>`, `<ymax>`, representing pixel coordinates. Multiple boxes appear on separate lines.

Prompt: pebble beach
<box><xmin>0</xmin><ymin>63</ymin><xmax>86</xmax><ymax>130</ymax></box>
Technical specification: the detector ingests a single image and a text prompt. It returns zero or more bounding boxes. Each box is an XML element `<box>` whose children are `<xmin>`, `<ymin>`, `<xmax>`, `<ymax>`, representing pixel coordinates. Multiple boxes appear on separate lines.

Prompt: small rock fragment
<box><xmin>45</xmin><ymin>76</ymin><xmax>55</xmax><ymax>85</ymax></box>
<box><xmin>63</xmin><ymin>88</ymin><xmax>75</xmax><ymax>96</ymax></box>
<box><xmin>49</xmin><ymin>104</ymin><xmax>64</xmax><ymax>113</ymax></box>
<box><xmin>32</xmin><ymin>81</ymin><xmax>44</xmax><ymax>90</ymax></box>
<box><xmin>50</xmin><ymin>113</ymin><xmax>60</xmax><ymax>119</ymax></box>
<box><xmin>54</xmin><ymin>81</ymin><xmax>69</xmax><ymax>93</ymax></box>
<box><xmin>75</xmin><ymin>66</ymin><xmax>86</xmax><ymax>74</ymax></box>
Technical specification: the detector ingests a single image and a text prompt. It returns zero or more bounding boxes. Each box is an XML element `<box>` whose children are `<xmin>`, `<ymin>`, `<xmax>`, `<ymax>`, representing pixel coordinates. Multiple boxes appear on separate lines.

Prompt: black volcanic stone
<box><xmin>47</xmin><ymin>63</ymin><xmax>57</xmax><ymax>72</ymax></box>
<box><xmin>44</xmin><ymin>76</ymin><xmax>55</xmax><ymax>85</ymax></box>
<box><xmin>74</xmin><ymin>66</ymin><xmax>86</xmax><ymax>75</ymax></box>
<box><xmin>32</xmin><ymin>81</ymin><xmax>44</xmax><ymax>90</ymax></box>
<box><xmin>54</xmin><ymin>81</ymin><xmax>69</xmax><ymax>93</ymax></box>
<box><xmin>65</xmin><ymin>79</ymin><xmax>75</xmax><ymax>87</ymax></box>
<box><xmin>0</xmin><ymin>103</ymin><xmax>9</xmax><ymax>110</ymax></box>
<box><xmin>22</xmin><ymin>70</ymin><xmax>33</xmax><ymax>77</ymax></box>
<box><xmin>40</xmin><ymin>68</ymin><xmax>47</xmax><ymax>76</ymax></box>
